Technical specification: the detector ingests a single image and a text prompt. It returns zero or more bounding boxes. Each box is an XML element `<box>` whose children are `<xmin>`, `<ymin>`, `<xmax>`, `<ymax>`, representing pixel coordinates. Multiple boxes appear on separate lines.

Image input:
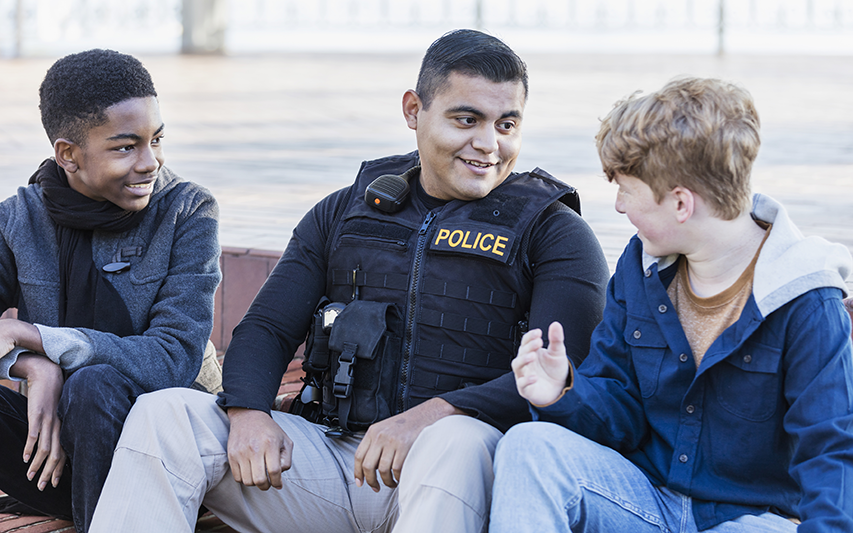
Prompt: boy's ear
<box><xmin>53</xmin><ymin>138</ymin><xmax>79</xmax><ymax>173</ymax></box>
<box><xmin>402</xmin><ymin>89</ymin><xmax>422</xmax><ymax>131</ymax></box>
<box><xmin>671</xmin><ymin>186</ymin><xmax>695</xmax><ymax>224</ymax></box>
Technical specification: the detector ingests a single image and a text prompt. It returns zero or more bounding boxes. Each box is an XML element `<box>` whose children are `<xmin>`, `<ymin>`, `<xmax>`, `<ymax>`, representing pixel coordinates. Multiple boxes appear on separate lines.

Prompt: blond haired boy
<box><xmin>490</xmin><ymin>78</ymin><xmax>853</xmax><ymax>532</ymax></box>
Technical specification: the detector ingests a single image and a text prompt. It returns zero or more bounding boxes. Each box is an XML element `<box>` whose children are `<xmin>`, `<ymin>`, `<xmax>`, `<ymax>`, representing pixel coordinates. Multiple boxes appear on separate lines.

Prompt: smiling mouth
<box><xmin>126</xmin><ymin>180</ymin><xmax>154</xmax><ymax>189</ymax></box>
<box><xmin>462</xmin><ymin>159</ymin><xmax>495</xmax><ymax>169</ymax></box>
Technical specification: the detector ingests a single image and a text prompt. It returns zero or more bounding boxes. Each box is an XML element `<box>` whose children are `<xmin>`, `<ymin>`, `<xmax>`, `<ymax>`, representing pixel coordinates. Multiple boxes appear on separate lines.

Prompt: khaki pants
<box><xmin>90</xmin><ymin>388</ymin><xmax>501</xmax><ymax>533</ymax></box>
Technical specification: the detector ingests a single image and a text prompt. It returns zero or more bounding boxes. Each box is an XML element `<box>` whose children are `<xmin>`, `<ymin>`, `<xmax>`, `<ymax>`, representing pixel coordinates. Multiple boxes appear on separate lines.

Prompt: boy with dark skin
<box><xmin>0</xmin><ymin>49</ymin><xmax>221</xmax><ymax>532</ymax></box>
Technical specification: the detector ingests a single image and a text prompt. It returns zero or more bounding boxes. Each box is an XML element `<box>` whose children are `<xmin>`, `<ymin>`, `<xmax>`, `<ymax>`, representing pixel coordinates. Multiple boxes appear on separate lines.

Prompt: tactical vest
<box><xmin>294</xmin><ymin>152</ymin><xmax>579</xmax><ymax>432</ymax></box>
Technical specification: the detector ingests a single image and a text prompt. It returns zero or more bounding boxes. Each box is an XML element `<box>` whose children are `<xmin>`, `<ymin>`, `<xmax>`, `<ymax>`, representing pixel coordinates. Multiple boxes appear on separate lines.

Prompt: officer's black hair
<box><xmin>39</xmin><ymin>49</ymin><xmax>157</xmax><ymax>146</ymax></box>
<box><xmin>415</xmin><ymin>29</ymin><xmax>528</xmax><ymax>110</ymax></box>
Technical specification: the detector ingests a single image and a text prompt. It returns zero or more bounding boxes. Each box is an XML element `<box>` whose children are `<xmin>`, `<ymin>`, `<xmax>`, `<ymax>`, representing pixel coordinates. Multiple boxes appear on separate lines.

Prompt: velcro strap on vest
<box><xmin>416</xmin><ymin>341</ymin><xmax>512</xmax><ymax>369</ymax></box>
<box><xmin>331</xmin><ymin>270</ymin><xmax>409</xmax><ymax>291</ymax></box>
<box><xmin>421</xmin><ymin>278</ymin><xmax>516</xmax><ymax>309</ymax></box>
<box><xmin>418</xmin><ymin>309</ymin><xmax>516</xmax><ymax>340</ymax></box>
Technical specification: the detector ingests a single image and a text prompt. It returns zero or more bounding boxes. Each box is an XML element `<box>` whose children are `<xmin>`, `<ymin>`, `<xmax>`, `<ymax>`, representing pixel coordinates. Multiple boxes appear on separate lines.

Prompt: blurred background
<box><xmin>0</xmin><ymin>0</ymin><xmax>851</xmax><ymax>277</ymax></box>
<box><xmin>3</xmin><ymin>0</ymin><xmax>853</xmax><ymax>56</ymax></box>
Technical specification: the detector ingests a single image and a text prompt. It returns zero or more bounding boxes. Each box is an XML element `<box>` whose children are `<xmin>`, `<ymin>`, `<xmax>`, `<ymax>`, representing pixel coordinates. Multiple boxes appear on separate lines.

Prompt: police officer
<box><xmin>89</xmin><ymin>29</ymin><xmax>610</xmax><ymax>533</ymax></box>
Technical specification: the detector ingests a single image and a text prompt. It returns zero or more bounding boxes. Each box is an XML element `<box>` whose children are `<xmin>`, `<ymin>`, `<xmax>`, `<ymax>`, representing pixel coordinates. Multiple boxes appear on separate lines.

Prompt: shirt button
<box><xmin>658</xmin><ymin>304</ymin><xmax>667</xmax><ymax>313</ymax></box>
<box><xmin>686</xmin><ymin>405</ymin><xmax>695</xmax><ymax>414</ymax></box>
<box><xmin>679</xmin><ymin>454</ymin><xmax>689</xmax><ymax>463</ymax></box>
<box><xmin>679</xmin><ymin>353</ymin><xmax>688</xmax><ymax>363</ymax></box>
<box><xmin>633</xmin><ymin>330</ymin><xmax>642</xmax><ymax>339</ymax></box>
<box><xmin>645</xmin><ymin>269</ymin><xmax>652</xmax><ymax>278</ymax></box>
<box><xmin>743</xmin><ymin>354</ymin><xmax>752</xmax><ymax>363</ymax></box>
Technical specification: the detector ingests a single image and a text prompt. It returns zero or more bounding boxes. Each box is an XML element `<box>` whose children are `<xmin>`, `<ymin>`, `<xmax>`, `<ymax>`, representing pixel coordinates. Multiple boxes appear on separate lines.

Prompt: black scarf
<box><xmin>29</xmin><ymin>159</ymin><xmax>147</xmax><ymax>337</ymax></box>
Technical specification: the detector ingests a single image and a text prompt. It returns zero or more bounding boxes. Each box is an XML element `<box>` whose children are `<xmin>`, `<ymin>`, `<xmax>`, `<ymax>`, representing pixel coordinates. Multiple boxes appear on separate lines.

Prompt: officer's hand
<box><xmin>353</xmin><ymin>397</ymin><xmax>463</xmax><ymax>492</ymax></box>
<box><xmin>227</xmin><ymin>408</ymin><xmax>292</xmax><ymax>490</ymax></box>
<box><xmin>10</xmin><ymin>353</ymin><xmax>66</xmax><ymax>491</ymax></box>
<box><xmin>512</xmin><ymin>322</ymin><xmax>570</xmax><ymax>406</ymax></box>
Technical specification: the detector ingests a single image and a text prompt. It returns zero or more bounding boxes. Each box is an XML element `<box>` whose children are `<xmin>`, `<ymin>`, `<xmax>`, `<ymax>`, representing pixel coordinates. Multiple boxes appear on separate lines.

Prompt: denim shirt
<box><xmin>536</xmin><ymin>229</ymin><xmax>853</xmax><ymax>532</ymax></box>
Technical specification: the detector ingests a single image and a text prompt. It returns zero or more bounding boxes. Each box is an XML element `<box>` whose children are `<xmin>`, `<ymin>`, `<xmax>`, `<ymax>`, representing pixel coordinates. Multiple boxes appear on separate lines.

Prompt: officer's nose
<box><xmin>471</xmin><ymin>125</ymin><xmax>499</xmax><ymax>154</ymax></box>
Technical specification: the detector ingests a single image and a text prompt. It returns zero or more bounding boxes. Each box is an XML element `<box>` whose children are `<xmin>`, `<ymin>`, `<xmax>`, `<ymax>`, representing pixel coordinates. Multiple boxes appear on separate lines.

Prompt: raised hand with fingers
<box><xmin>511</xmin><ymin>321</ymin><xmax>571</xmax><ymax>406</ymax></box>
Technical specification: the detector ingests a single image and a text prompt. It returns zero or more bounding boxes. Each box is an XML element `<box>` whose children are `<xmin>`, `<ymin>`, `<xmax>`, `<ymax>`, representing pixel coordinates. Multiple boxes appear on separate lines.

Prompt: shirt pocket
<box><xmin>625</xmin><ymin>315</ymin><xmax>667</xmax><ymax>398</ymax></box>
<box><xmin>712</xmin><ymin>343</ymin><xmax>783</xmax><ymax>422</ymax></box>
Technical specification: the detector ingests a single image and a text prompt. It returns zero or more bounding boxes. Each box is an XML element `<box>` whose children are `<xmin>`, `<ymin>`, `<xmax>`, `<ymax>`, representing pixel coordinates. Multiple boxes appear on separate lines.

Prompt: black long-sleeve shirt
<box><xmin>218</xmin><ymin>173</ymin><xmax>610</xmax><ymax>432</ymax></box>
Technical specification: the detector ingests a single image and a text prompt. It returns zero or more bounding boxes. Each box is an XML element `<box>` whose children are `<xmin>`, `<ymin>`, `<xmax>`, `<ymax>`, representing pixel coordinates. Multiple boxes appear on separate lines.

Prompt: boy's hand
<box><xmin>512</xmin><ymin>322</ymin><xmax>570</xmax><ymax>406</ymax></box>
<box><xmin>11</xmin><ymin>354</ymin><xmax>66</xmax><ymax>490</ymax></box>
<box><xmin>0</xmin><ymin>318</ymin><xmax>45</xmax><ymax>357</ymax></box>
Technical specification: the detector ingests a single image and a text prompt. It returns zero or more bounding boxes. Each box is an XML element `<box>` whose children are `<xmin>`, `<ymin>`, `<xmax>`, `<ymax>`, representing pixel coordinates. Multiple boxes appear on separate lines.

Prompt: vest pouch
<box><xmin>327</xmin><ymin>300</ymin><xmax>402</xmax><ymax>429</ymax></box>
<box><xmin>290</xmin><ymin>298</ymin><xmax>333</xmax><ymax>423</ymax></box>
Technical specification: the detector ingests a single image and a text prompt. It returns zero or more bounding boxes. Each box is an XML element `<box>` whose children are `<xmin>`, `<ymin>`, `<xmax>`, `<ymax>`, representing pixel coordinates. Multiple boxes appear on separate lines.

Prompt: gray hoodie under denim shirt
<box><xmin>0</xmin><ymin>165</ymin><xmax>221</xmax><ymax>392</ymax></box>
<box><xmin>536</xmin><ymin>194</ymin><xmax>853</xmax><ymax>531</ymax></box>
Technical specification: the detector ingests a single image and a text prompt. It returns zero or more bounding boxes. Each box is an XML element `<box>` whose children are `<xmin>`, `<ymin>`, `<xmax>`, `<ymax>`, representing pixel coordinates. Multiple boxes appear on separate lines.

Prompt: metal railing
<box><xmin>2</xmin><ymin>0</ymin><xmax>852</xmax><ymax>57</ymax></box>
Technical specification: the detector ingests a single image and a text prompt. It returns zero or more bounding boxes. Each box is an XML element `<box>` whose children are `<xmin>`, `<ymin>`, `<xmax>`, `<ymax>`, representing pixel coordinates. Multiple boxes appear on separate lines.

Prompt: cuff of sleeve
<box><xmin>530</xmin><ymin>361</ymin><xmax>575</xmax><ymax>408</ymax></box>
<box><xmin>0</xmin><ymin>347</ymin><xmax>31</xmax><ymax>381</ymax></box>
<box><xmin>215</xmin><ymin>391</ymin><xmax>273</xmax><ymax>415</ymax></box>
<box><xmin>35</xmin><ymin>324</ymin><xmax>94</xmax><ymax>370</ymax></box>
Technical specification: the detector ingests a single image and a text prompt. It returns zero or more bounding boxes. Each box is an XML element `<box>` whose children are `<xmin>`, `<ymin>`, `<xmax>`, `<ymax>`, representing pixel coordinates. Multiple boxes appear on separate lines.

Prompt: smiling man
<box><xmin>90</xmin><ymin>30</ymin><xmax>609</xmax><ymax>533</ymax></box>
<box><xmin>0</xmin><ymin>49</ymin><xmax>221</xmax><ymax>532</ymax></box>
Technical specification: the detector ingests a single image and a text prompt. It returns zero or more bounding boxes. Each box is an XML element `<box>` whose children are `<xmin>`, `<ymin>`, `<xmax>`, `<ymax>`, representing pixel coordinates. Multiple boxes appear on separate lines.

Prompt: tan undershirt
<box><xmin>667</xmin><ymin>224</ymin><xmax>771</xmax><ymax>368</ymax></box>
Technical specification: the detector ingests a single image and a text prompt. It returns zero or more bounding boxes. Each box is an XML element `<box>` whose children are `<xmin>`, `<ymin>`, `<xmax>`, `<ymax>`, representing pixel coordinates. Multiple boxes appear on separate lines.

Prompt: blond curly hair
<box><xmin>596</xmin><ymin>77</ymin><xmax>761</xmax><ymax>220</ymax></box>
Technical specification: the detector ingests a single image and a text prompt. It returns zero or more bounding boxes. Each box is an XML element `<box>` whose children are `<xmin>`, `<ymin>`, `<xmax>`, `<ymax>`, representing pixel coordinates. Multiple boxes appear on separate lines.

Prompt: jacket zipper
<box><xmin>398</xmin><ymin>211</ymin><xmax>436</xmax><ymax>412</ymax></box>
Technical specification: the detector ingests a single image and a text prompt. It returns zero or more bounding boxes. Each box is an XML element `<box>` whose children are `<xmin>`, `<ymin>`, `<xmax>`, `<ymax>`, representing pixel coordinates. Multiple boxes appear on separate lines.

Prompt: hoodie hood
<box><xmin>751</xmin><ymin>194</ymin><xmax>851</xmax><ymax>316</ymax></box>
<box><xmin>641</xmin><ymin>193</ymin><xmax>851</xmax><ymax>318</ymax></box>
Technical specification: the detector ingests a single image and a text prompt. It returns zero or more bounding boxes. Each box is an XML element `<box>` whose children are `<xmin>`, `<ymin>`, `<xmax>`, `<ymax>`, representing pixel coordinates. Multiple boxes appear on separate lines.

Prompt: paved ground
<box><xmin>1</xmin><ymin>52</ymin><xmax>852</xmax><ymax>287</ymax></box>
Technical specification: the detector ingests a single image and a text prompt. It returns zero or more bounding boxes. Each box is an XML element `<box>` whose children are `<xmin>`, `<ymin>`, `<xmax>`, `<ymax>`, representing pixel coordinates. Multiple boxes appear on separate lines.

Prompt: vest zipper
<box><xmin>398</xmin><ymin>210</ymin><xmax>436</xmax><ymax>413</ymax></box>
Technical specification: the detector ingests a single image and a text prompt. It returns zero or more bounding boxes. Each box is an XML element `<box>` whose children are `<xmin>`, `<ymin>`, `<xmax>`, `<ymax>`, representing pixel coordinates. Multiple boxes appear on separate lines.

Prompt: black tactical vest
<box><xmin>300</xmin><ymin>151</ymin><xmax>579</xmax><ymax>431</ymax></box>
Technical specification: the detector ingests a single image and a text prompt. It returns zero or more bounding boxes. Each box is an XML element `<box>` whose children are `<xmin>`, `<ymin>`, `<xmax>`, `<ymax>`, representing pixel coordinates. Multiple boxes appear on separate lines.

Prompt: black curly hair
<box><xmin>39</xmin><ymin>49</ymin><xmax>157</xmax><ymax>146</ymax></box>
<box><xmin>416</xmin><ymin>29</ymin><xmax>528</xmax><ymax>110</ymax></box>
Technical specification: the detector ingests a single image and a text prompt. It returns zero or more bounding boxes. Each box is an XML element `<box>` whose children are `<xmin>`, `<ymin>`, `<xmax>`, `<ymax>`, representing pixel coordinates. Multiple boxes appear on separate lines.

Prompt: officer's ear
<box><xmin>402</xmin><ymin>90</ymin><xmax>421</xmax><ymax>131</ymax></box>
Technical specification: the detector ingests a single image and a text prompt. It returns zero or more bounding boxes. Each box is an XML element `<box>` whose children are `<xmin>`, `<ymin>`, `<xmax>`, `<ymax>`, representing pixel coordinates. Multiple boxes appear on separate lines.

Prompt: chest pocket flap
<box><xmin>625</xmin><ymin>315</ymin><xmax>667</xmax><ymax>398</ymax></box>
<box><xmin>723</xmin><ymin>344</ymin><xmax>781</xmax><ymax>374</ymax></box>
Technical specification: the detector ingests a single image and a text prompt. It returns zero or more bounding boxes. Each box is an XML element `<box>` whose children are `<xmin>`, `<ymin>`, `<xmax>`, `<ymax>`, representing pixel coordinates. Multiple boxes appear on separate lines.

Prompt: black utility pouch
<box><xmin>326</xmin><ymin>301</ymin><xmax>402</xmax><ymax>430</ymax></box>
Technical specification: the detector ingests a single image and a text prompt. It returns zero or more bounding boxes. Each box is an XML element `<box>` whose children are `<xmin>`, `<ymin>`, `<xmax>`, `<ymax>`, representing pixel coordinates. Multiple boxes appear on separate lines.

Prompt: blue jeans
<box><xmin>490</xmin><ymin>422</ymin><xmax>798</xmax><ymax>533</ymax></box>
<box><xmin>0</xmin><ymin>365</ymin><xmax>145</xmax><ymax>532</ymax></box>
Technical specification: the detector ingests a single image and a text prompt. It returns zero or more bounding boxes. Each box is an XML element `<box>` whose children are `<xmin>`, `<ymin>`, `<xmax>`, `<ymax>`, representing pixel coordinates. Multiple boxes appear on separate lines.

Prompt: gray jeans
<box><xmin>90</xmin><ymin>388</ymin><xmax>501</xmax><ymax>533</ymax></box>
